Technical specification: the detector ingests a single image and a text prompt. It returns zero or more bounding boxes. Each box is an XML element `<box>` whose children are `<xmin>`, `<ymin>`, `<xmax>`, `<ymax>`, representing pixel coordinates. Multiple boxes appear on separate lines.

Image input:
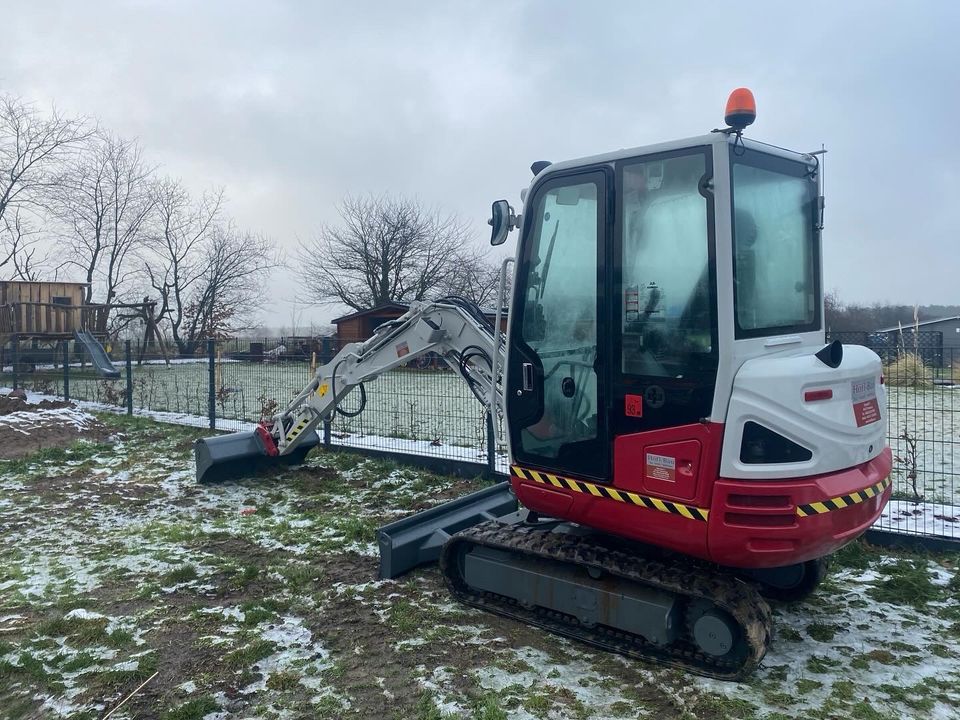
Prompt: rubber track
<box><xmin>439</xmin><ymin>520</ymin><xmax>772</xmax><ymax>680</ymax></box>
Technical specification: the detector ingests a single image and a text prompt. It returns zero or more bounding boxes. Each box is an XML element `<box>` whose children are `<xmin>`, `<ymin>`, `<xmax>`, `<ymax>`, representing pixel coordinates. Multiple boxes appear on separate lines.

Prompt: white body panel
<box><xmin>720</xmin><ymin>344</ymin><xmax>887</xmax><ymax>479</ymax></box>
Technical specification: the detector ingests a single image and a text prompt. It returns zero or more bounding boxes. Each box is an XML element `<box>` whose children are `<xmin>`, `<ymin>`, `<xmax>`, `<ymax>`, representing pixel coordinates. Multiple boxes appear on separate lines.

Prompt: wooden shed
<box><xmin>332</xmin><ymin>303</ymin><xmax>411</xmax><ymax>345</ymax></box>
<box><xmin>332</xmin><ymin>302</ymin><xmax>508</xmax><ymax>347</ymax></box>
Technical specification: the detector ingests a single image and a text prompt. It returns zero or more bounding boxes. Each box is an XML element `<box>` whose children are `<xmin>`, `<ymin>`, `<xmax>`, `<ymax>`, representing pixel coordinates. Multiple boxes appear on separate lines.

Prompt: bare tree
<box><xmin>443</xmin><ymin>250</ymin><xmax>512</xmax><ymax>309</ymax></box>
<box><xmin>103</xmin><ymin>135</ymin><xmax>156</xmax><ymax>303</ymax></box>
<box><xmin>145</xmin><ymin>181</ymin><xmax>277</xmax><ymax>354</ymax></box>
<box><xmin>297</xmin><ymin>195</ymin><xmax>472</xmax><ymax>311</ymax></box>
<box><xmin>0</xmin><ymin>208</ymin><xmax>44</xmax><ymax>280</ymax></box>
<box><xmin>178</xmin><ymin>226</ymin><xmax>279</xmax><ymax>353</ymax></box>
<box><xmin>0</xmin><ymin>95</ymin><xmax>89</xmax><ymax>279</ymax></box>
<box><xmin>53</xmin><ymin>132</ymin><xmax>155</xmax><ymax>302</ymax></box>
<box><xmin>0</xmin><ymin>95</ymin><xmax>90</xmax><ymax>224</ymax></box>
<box><xmin>144</xmin><ymin>178</ymin><xmax>223</xmax><ymax>352</ymax></box>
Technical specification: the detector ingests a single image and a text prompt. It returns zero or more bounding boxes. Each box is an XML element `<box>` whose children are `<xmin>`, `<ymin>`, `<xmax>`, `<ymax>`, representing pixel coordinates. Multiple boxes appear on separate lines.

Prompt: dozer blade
<box><xmin>195</xmin><ymin>430</ymin><xmax>319</xmax><ymax>483</ymax></box>
<box><xmin>377</xmin><ymin>482</ymin><xmax>517</xmax><ymax>579</ymax></box>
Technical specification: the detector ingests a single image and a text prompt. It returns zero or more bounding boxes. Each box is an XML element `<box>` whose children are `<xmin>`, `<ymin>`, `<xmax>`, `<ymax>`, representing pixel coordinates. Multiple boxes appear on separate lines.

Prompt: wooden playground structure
<box><xmin>0</xmin><ymin>280</ymin><xmax>167</xmax><ymax>372</ymax></box>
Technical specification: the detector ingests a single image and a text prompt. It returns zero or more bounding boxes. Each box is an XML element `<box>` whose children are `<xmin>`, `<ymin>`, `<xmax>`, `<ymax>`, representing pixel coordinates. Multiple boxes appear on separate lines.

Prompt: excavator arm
<box><xmin>195</xmin><ymin>297</ymin><xmax>504</xmax><ymax>482</ymax></box>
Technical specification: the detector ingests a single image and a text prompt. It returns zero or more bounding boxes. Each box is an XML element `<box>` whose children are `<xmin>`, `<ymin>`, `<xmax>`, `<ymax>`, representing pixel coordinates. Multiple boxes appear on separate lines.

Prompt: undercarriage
<box><xmin>440</xmin><ymin>514</ymin><xmax>773</xmax><ymax>680</ymax></box>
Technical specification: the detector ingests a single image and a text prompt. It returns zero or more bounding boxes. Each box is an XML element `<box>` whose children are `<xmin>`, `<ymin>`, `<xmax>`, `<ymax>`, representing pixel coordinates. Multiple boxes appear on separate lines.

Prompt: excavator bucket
<box><xmin>195</xmin><ymin>430</ymin><xmax>319</xmax><ymax>483</ymax></box>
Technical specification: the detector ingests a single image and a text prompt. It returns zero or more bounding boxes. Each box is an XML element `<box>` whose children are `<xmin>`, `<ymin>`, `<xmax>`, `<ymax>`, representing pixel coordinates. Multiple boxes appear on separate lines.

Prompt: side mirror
<box><xmin>489</xmin><ymin>199</ymin><xmax>514</xmax><ymax>246</ymax></box>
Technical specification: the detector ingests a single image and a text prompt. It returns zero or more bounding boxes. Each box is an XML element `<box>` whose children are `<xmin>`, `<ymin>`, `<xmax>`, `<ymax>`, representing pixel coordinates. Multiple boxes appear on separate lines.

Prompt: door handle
<box><xmin>522</xmin><ymin>362</ymin><xmax>534</xmax><ymax>391</ymax></box>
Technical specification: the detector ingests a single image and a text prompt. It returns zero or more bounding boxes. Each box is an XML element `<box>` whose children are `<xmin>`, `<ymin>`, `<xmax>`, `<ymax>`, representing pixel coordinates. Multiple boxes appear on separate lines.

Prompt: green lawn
<box><xmin>0</xmin><ymin>413</ymin><xmax>958</xmax><ymax>719</ymax></box>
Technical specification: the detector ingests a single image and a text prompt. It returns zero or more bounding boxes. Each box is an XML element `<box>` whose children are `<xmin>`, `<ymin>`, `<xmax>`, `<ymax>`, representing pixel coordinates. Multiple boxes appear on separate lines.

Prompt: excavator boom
<box><xmin>195</xmin><ymin>296</ymin><xmax>503</xmax><ymax>483</ymax></box>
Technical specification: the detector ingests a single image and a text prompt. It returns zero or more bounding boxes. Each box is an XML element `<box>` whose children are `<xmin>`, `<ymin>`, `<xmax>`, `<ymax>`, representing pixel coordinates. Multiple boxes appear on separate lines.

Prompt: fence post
<box><xmin>63</xmin><ymin>342</ymin><xmax>70</xmax><ymax>402</ymax></box>
<box><xmin>207</xmin><ymin>339</ymin><xmax>216</xmax><ymax>430</ymax></box>
<box><xmin>486</xmin><ymin>410</ymin><xmax>496</xmax><ymax>478</ymax></box>
<box><xmin>323</xmin><ymin>418</ymin><xmax>332</xmax><ymax>448</ymax></box>
<box><xmin>11</xmin><ymin>338</ymin><xmax>18</xmax><ymax>391</ymax></box>
<box><xmin>125</xmin><ymin>341</ymin><xmax>133</xmax><ymax>416</ymax></box>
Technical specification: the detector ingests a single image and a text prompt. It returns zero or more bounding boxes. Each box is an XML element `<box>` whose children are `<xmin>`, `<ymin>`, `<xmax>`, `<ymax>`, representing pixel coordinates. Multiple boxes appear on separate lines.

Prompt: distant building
<box><xmin>332</xmin><ymin>302</ymin><xmax>508</xmax><ymax>346</ymax></box>
<box><xmin>873</xmin><ymin>316</ymin><xmax>960</xmax><ymax>366</ymax></box>
<box><xmin>331</xmin><ymin>303</ymin><xmax>412</xmax><ymax>345</ymax></box>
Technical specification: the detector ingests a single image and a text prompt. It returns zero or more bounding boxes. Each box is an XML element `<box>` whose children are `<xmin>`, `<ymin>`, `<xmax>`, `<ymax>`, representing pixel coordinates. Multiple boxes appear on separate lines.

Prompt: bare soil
<box><xmin>0</xmin><ymin>396</ymin><xmax>111</xmax><ymax>459</ymax></box>
<box><xmin>0</xmin><ymin>396</ymin><xmax>73</xmax><ymax>415</ymax></box>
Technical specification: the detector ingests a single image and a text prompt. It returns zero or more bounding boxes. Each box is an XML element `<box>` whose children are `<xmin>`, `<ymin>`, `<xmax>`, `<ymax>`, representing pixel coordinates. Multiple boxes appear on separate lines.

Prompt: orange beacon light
<box><xmin>724</xmin><ymin>88</ymin><xmax>756</xmax><ymax>131</ymax></box>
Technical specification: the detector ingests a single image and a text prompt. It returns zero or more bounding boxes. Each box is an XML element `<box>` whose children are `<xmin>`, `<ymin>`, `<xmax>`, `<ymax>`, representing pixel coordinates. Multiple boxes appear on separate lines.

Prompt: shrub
<box><xmin>882</xmin><ymin>352</ymin><xmax>932</xmax><ymax>388</ymax></box>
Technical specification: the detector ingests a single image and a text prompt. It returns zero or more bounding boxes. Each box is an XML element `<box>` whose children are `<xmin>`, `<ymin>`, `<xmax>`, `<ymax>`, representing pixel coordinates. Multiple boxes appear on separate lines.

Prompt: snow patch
<box><xmin>878</xmin><ymin>499</ymin><xmax>960</xmax><ymax>539</ymax></box>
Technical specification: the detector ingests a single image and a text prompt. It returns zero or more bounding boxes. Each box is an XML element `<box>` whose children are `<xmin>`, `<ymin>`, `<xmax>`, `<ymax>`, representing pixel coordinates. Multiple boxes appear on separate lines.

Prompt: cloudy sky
<box><xmin>3</xmin><ymin>1</ymin><xmax>957</xmax><ymax>327</ymax></box>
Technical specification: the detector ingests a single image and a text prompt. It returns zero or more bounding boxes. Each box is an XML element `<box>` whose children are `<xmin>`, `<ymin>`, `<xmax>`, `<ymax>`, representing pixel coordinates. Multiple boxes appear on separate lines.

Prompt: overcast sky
<box><xmin>3</xmin><ymin>1</ymin><xmax>957</xmax><ymax>328</ymax></box>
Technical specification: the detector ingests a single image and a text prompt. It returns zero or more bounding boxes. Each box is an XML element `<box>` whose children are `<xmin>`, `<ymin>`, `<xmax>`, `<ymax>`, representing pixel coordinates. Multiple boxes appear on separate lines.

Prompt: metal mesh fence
<box><xmin>2</xmin><ymin>333</ymin><xmax>956</xmax><ymax>539</ymax></box>
<box><xmin>829</xmin><ymin>331</ymin><xmax>959</xmax><ymax>539</ymax></box>
<box><xmin>212</xmin><ymin>337</ymin><xmax>504</xmax><ymax>469</ymax></box>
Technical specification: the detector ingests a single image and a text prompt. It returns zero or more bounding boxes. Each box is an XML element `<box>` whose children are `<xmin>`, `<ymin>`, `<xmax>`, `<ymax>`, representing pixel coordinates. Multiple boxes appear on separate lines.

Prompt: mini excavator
<box><xmin>195</xmin><ymin>90</ymin><xmax>892</xmax><ymax>679</ymax></box>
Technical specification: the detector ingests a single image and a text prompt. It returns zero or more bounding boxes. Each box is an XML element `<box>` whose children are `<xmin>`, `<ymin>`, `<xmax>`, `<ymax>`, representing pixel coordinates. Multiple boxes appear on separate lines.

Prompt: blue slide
<box><xmin>74</xmin><ymin>330</ymin><xmax>121</xmax><ymax>378</ymax></box>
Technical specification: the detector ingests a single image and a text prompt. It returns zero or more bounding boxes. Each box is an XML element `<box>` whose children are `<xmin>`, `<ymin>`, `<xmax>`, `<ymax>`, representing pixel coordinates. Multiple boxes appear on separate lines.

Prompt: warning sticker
<box><xmin>316</xmin><ymin>383</ymin><xmax>329</xmax><ymax>398</ymax></box>
<box><xmin>851</xmin><ymin>377</ymin><xmax>881</xmax><ymax>427</ymax></box>
<box><xmin>396</xmin><ymin>341</ymin><xmax>409</xmax><ymax>357</ymax></box>
<box><xmin>646</xmin><ymin>453</ymin><xmax>676</xmax><ymax>483</ymax></box>
<box><xmin>625</xmin><ymin>394</ymin><xmax>643</xmax><ymax>418</ymax></box>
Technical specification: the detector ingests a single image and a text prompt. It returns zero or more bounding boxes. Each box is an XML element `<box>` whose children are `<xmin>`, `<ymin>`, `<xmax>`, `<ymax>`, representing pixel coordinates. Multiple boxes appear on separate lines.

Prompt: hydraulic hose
<box><xmin>330</xmin><ymin>358</ymin><xmax>367</xmax><ymax>418</ymax></box>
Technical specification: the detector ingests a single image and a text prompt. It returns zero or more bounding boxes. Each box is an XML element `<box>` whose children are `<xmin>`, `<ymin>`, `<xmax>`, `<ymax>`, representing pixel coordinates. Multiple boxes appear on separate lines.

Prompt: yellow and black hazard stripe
<box><xmin>795</xmin><ymin>476</ymin><xmax>891</xmax><ymax>517</ymax></box>
<box><xmin>511</xmin><ymin>465</ymin><xmax>709</xmax><ymax>522</ymax></box>
<box><xmin>285</xmin><ymin>417</ymin><xmax>312</xmax><ymax>443</ymax></box>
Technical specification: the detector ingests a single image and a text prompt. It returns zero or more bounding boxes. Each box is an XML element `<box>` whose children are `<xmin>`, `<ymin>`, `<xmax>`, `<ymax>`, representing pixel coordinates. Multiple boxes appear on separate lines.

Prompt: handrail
<box><xmin>489</xmin><ymin>257</ymin><xmax>515</xmax><ymax>449</ymax></box>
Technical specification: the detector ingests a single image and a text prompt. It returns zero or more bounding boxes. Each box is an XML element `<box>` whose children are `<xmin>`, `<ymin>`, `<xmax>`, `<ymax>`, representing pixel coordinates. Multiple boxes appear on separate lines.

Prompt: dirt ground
<box><xmin>1</xmin><ymin>412</ymin><xmax>959</xmax><ymax>720</ymax></box>
<box><xmin>0</xmin><ymin>394</ymin><xmax>111</xmax><ymax>459</ymax></box>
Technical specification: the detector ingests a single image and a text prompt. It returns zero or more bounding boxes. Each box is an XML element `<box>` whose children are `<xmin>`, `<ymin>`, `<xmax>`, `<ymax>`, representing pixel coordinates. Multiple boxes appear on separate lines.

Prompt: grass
<box><xmin>224</xmin><ymin>639</ymin><xmax>276</xmax><ymax>670</ymax></box>
<box><xmin>161</xmin><ymin>695</ymin><xmax>219</xmax><ymax>720</ymax></box>
<box><xmin>389</xmin><ymin>599</ymin><xmax>420</xmax><ymax>635</ymax></box>
<box><xmin>2</xmin><ymin>409</ymin><xmax>959</xmax><ymax>719</ymax></box>
<box><xmin>522</xmin><ymin>693</ymin><xmax>552</xmax><ymax>717</ymax></box>
<box><xmin>0</xmin><ymin>440</ymin><xmax>112</xmax><ymax>475</ymax></box>
<box><xmin>867</xmin><ymin>559</ymin><xmax>943</xmax><ymax>608</ymax></box>
<box><xmin>35</xmin><ymin>614</ymin><xmax>117</xmax><ymax>647</ymax></box>
<box><xmin>279</xmin><ymin>562</ymin><xmax>317</xmax><ymax>586</ymax></box>
<box><xmin>850</xmin><ymin>649</ymin><xmax>895</xmax><ymax>669</ymax></box>
<box><xmin>806</xmin><ymin>622</ymin><xmax>840</xmax><ymax>642</ymax></box>
<box><xmin>414</xmin><ymin>692</ymin><xmax>458</xmax><ymax>720</ymax></box>
<box><xmin>0</xmin><ymin>652</ymin><xmax>56</xmax><ymax>685</ymax></box>
<box><xmin>240</xmin><ymin>605</ymin><xmax>274</xmax><ymax>626</ymax></box>
<box><xmin>162</xmin><ymin>564</ymin><xmax>199</xmax><ymax>585</ymax></box>
<box><xmin>266</xmin><ymin>669</ymin><xmax>301</xmax><ymax>690</ymax></box>
<box><xmin>60</xmin><ymin>651</ymin><xmax>98</xmax><ymax>672</ymax></box>
<box><xmin>338</xmin><ymin>515</ymin><xmax>378</xmax><ymax>544</ymax></box>
<box><xmin>690</xmin><ymin>694</ymin><xmax>759</xmax><ymax>720</ymax></box>
<box><xmin>95</xmin><ymin>653</ymin><xmax>159</xmax><ymax>687</ymax></box>
<box><xmin>805</xmin><ymin>655</ymin><xmax>842</xmax><ymax>674</ymax></box>
<box><xmin>471</xmin><ymin>695</ymin><xmax>508</xmax><ymax>720</ymax></box>
<box><xmin>832</xmin><ymin>539</ymin><xmax>874</xmax><ymax>570</ymax></box>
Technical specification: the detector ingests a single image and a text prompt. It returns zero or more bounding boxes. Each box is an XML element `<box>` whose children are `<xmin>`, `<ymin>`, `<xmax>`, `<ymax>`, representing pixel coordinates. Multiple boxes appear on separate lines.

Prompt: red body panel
<box><xmin>709</xmin><ymin>447</ymin><xmax>893</xmax><ymax>567</ymax></box>
<box><xmin>613</xmin><ymin>423</ymin><xmax>724</xmax><ymax>506</ymax></box>
<box><xmin>510</xmin><ymin>423</ymin><xmax>893</xmax><ymax>570</ymax></box>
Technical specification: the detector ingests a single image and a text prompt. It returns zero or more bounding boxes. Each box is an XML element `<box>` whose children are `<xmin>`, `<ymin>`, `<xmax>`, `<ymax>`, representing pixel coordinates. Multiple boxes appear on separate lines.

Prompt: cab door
<box><xmin>507</xmin><ymin>170</ymin><xmax>609</xmax><ymax>480</ymax></box>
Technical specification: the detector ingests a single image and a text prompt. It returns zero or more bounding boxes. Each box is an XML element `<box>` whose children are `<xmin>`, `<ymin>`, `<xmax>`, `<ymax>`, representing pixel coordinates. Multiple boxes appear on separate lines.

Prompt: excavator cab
<box><xmin>501</xmin><ymin>110</ymin><xmax>890</xmax><ymax>575</ymax></box>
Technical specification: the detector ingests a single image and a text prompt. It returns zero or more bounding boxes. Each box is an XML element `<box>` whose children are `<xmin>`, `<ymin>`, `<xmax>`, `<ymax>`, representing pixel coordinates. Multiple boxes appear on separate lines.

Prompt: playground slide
<box><xmin>74</xmin><ymin>330</ymin><xmax>121</xmax><ymax>378</ymax></box>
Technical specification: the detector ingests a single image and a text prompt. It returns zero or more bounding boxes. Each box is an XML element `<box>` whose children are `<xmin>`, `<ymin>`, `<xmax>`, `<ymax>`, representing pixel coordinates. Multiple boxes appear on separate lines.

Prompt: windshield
<box><xmin>731</xmin><ymin>149</ymin><xmax>820</xmax><ymax>337</ymax></box>
<box><xmin>621</xmin><ymin>151</ymin><xmax>716</xmax><ymax>378</ymax></box>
